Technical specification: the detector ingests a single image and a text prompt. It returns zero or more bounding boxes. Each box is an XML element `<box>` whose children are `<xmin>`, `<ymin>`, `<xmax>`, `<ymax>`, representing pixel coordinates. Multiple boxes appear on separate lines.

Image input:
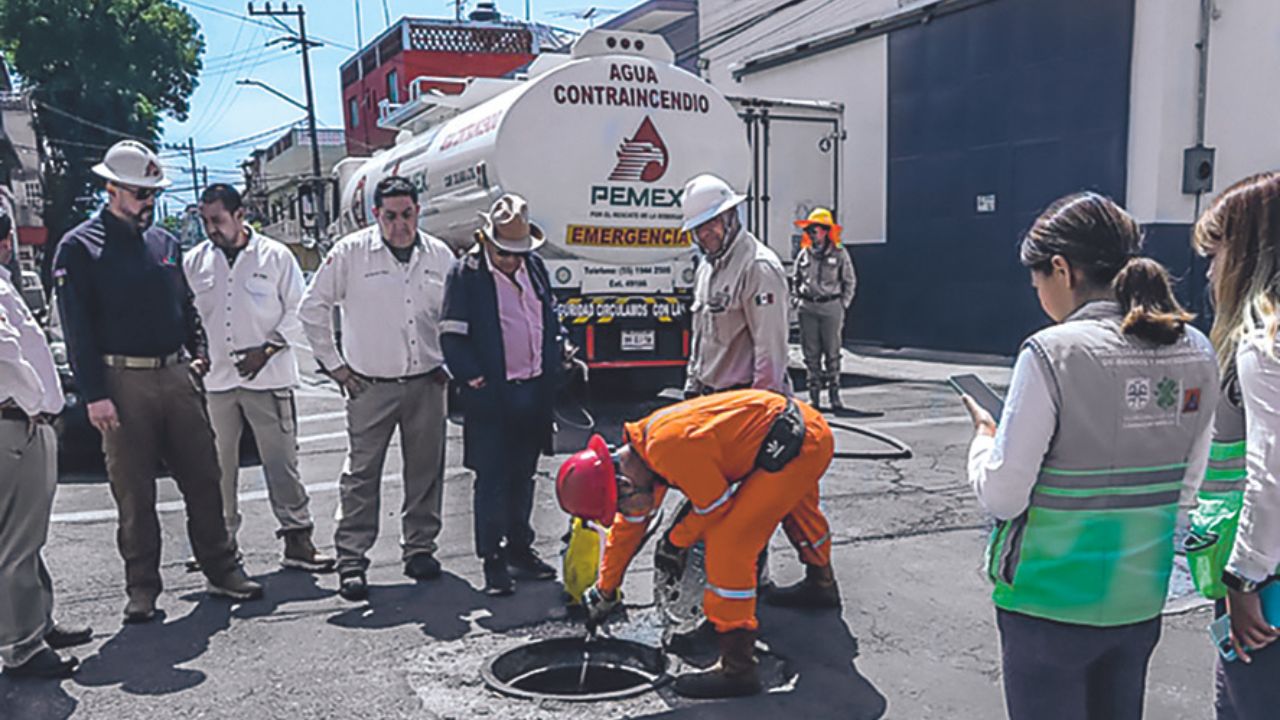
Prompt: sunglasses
<box><xmin>495</xmin><ymin>248</ymin><xmax>529</xmax><ymax>259</ymax></box>
<box><xmin>121</xmin><ymin>185</ymin><xmax>162</xmax><ymax>201</ymax></box>
<box><xmin>803</xmin><ymin>225</ymin><xmax>828</xmax><ymax>236</ymax></box>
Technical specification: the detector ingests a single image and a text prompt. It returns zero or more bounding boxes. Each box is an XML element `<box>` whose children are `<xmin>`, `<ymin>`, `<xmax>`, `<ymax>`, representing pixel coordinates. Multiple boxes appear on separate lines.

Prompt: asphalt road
<box><xmin>0</xmin><ymin>353</ymin><xmax>1219</xmax><ymax>720</ymax></box>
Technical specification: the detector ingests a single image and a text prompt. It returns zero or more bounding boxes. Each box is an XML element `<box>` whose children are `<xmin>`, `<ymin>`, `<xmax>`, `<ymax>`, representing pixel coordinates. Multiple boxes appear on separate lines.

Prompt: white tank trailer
<box><xmin>329</xmin><ymin>29</ymin><xmax>751</xmax><ymax>373</ymax></box>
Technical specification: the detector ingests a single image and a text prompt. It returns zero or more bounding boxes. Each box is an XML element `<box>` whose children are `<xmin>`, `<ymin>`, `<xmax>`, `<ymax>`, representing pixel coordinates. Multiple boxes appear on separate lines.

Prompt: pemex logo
<box><xmin>609</xmin><ymin>116</ymin><xmax>668</xmax><ymax>183</ymax></box>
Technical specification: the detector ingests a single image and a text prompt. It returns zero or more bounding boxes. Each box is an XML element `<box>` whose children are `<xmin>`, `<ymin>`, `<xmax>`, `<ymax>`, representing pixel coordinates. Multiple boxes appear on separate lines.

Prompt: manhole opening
<box><xmin>482</xmin><ymin>636</ymin><xmax>670</xmax><ymax>702</ymax></box>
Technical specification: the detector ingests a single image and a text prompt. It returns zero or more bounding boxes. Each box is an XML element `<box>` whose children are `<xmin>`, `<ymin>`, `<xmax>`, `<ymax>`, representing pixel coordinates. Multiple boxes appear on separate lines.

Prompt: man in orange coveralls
<box><xmin>556</xmin><ymin>389</ymin><xmax>840</xmax><ymax>698</ymax></box>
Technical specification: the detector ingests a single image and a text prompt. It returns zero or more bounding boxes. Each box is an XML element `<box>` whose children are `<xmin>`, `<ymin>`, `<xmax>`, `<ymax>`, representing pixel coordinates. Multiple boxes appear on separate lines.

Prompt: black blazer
<box><xmin>440</xmin><ymin>246</ymin><xmax>565</xmax><ymax>466</ymax></box>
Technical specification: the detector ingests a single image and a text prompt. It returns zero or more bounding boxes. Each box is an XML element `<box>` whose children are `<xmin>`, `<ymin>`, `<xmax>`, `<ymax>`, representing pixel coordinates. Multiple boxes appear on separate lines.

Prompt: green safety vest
<box><xmin>1187</xmin><ymin>382</ymin><xmax>1249</xmax><ymax>599</ymax></box>
<box><xmin>986</xmin><ymin>301</ymin><xmax>1219</xmax><ymax>626</ymax></box>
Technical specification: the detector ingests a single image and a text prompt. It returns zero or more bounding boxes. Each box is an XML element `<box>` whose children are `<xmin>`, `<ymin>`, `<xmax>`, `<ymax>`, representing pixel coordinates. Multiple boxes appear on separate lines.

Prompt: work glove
<box><xmin>654</xmin><ymin>534</ymin><xmax>688</xmax><ymax>581</ymax></box>
<box><xmin>583</xmin><ymin>585</ymin><xmax>621</xmax><ymax>630</ymax></box>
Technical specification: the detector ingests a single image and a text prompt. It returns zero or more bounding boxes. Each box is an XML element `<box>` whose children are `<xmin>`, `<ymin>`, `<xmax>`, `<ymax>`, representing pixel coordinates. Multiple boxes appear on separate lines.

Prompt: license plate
<box><xmin>621</xmin><ymin>329</ymin><xmax>655</xmax><ymax>352</ymax></box>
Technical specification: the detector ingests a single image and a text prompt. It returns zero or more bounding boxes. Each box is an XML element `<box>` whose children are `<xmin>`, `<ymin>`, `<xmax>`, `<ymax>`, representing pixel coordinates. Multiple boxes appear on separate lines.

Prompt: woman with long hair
<box><xmin>964</xmin><ymin>192</ymin><xmax>1218</xmax><ymax>719</ymax></box>
<box><xmin>1191</xmin><ymin>171</ymin><xmax>1280</xmax><ymax>718</ymax></box>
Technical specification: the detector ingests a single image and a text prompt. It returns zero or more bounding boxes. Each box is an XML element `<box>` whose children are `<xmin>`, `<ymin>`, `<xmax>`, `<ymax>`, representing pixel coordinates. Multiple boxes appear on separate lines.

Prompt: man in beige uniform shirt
<box><xmin>299</xmin><ymin>177</ymin><xmax>455</xmax><ymax>601</ymax></box>
<box><xmin>186</xmin><ymin>184</ymin><xmax>333</xmax><ymax>572</ymax></box>
<box><xmin>0</xmin><ymin>213</ymin><xmax>92</xmax><ymax>679</ymax></box>
<box><xmin>680</xmin><ymin>174</ymin><xmax>791</xmax><ymax>398</ymax></box>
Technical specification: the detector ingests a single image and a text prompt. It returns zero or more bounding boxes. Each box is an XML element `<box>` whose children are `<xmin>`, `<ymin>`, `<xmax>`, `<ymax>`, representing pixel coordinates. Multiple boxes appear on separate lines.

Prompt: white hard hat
<box><xmin>92</xmin><ymin>140</ymin><xmax>171</xmax><ymax>189</ymax></box>
<box><xmin>680</xmin><ymin>173</ymin><xmax>747</xmax><ymax>232</ymax></box>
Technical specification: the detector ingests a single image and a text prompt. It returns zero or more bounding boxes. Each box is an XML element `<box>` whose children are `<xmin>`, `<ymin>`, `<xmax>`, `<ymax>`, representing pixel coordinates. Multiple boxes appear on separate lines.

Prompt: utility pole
<box><xmin>187</xmin><ymin>138</ymin><xmax>199</xmax><ymax>204</ymax></box>
<box><xmin>249</xmin><ymin>2</ymin><xmax>325</xmax><ymax>247</ymax></box>
<box><xmin>354</xmin><ymin>0</ymin><xmax>363</xmax><ymax>47</ymax></box>
<box><xmin>201</xmin><ymin>167</ymin><xmax>209</xmax><ymax>193</ymax></box>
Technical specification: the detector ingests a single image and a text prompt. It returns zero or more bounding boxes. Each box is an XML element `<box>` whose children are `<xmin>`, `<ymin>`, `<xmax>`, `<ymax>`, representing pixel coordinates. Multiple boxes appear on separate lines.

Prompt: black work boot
<box><xmin>281</xmin><ymin>528</ymin><xmax>336</xmax><ymax>573</ymax></box>
<box><xmin>808</xmin><ymin>385</ymin><xmax>822</xmax><ymax>409</ymax></box>
<box><xmin>764</xmin><ymin>563</ymin><xmax>840</xmax><ymax>609</ymax></box>
<box><xmin>3</xmin><ymin>648</ymin><xmax>78</xmax><ymax>679</ymax></box>
<box><xmin>828</xmin><ymin>383</ymin><xmax>845</xmax><ymax>411</ymax></box>
<box><xmin>483</xmin><ymin>552</ymin><xmax>515</xmax><ymax>596</ymax></box>
<box><xmin>338</xmin><ymin>570</ymin><xmax>368</xmax><ymax>601</ymax></box>
<box><xmin>404</xmin><ymin>553</ymin><xmax>442</xmax><ymax>580</ymax></box>
<box><xmin>507</xmin><ymin>546</ymin><xmax>556</xmax><ymax>580</ymax></box>
<box><xmin>673</xmin><ymin>629</ymin><xmax>762</xmax><ymax>698</ymax></box>
<box><xmin>45</xmin><ymin>623</ymin><xmax>93</xmax><ymax>649</ymax></box>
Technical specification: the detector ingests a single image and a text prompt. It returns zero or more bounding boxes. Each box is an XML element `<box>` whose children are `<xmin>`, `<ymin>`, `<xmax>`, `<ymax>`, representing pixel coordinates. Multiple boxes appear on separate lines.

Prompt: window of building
<box><xmin>349</xmin><ymin>98</ymin><xmax>359</xmax><ymax>128</ymax></box>
<box><xmin>387</xmin><ymin>69</ymin><xmax>400</xmax><ymax>104</ymax></box>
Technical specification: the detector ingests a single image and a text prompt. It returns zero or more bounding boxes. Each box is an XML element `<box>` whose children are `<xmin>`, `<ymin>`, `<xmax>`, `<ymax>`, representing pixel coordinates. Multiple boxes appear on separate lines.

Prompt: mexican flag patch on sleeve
<box><xmin>754</xmin><ymin>292</ymin><xmax>775</xmax><ymax>306</ymax></box>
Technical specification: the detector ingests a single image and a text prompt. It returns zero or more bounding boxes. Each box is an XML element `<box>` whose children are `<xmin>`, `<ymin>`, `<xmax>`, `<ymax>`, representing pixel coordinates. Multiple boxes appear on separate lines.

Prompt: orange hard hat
<box><xmin>556</xmin><ymin>434</ymin><xmax>618</xmax><ymax>527</ymax></box>
<box><xmin>795</xmin><ymin>207</ymin><xmax>842</xmax><ymax>247</ymax></box>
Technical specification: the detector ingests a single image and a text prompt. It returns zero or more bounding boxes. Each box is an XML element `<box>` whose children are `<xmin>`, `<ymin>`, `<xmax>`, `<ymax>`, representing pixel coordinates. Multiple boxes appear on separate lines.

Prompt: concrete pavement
<box><xmin>0</xmin><ymin>347</ymin><xmax>1221</xmax><ymax>720</ymax></box>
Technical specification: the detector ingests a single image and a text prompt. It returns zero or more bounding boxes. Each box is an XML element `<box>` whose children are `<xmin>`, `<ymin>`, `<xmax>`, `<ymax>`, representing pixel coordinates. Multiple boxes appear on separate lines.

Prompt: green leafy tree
<box><xmin>0</xmin><ymin>0</ymin><xmax>203</xmax><ymax>245</ymax></box>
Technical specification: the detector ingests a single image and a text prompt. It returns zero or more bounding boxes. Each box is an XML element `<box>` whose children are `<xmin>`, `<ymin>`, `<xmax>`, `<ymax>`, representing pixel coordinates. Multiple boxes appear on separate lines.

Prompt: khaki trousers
<box><xmin>799</xmin><ymin>299</ymin><xmax>844</xmax><ymax>389</ymax></box>
<box><xmin>335</xmin><ymin>376</ymin><xmax>446</xmax><ymax>573</ymax></box>
<box><xmin>0</xmin><ymin>421</ymin><xmax>56</xmax><ymax>667</ymax></box>
<box><xmin>102</xmin><ymin>364</ymin><xmax>238</xmax><ymax>600</ymax></box>
<box><xmin>207</xmin><ymin>388</ymin><xmax>313</xmax><ymax>549</ymax></box>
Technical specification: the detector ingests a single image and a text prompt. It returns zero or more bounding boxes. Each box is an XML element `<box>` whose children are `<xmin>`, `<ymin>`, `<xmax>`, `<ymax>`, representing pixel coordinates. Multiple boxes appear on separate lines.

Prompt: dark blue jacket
<box><xmin>441</xmin><ymin>247</ymin><xmax>564</xmax><ymax>469</ymax></box>
<box><xmin>53</xmin><ymin>212</ymin><xmax>206</xmax><ymax>402</ymax></box>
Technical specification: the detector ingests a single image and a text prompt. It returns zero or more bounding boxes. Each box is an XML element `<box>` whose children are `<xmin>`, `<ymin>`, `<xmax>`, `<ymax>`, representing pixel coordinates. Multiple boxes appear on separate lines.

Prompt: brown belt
<box><xmin>102</xmin><ymin>351</ymin><xmax>184</xmax><ymax>369</ymax></box>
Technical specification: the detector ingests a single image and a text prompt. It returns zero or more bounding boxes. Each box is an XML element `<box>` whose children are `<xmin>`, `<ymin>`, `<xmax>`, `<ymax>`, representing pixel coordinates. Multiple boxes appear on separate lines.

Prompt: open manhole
<box><xmin>481</xmin><ymin>636</ymin><xmax>671</xmax><ymax>702</ymax></box>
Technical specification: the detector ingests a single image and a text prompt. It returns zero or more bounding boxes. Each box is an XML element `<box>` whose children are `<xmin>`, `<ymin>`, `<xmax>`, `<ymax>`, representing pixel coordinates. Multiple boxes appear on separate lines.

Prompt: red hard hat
<box><xmin>556</xmin><ymin>434</ymin><xmax>618</xmax><ymax>527</ymax></box>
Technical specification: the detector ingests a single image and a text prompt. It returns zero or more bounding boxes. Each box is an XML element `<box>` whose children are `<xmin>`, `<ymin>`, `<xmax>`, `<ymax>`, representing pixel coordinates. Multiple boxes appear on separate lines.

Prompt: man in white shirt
<box><xmin>0</xmin><ymin>213</ymin><xmax>92</xmax><ymax>679</ymax></box>
<box><xmin>299</xmin><ymin>177</ymin><xmax>455</xmax><ymax>601</ymax></box>
<box><xmin>185</xmin><ymin>184</ymin><xmax>333</xmax><ymax>573</ymax></box>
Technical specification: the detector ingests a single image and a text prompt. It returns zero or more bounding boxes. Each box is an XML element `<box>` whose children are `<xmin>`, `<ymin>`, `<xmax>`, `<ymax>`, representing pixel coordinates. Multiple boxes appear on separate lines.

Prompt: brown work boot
<box><xmin>765</xmin><ymin>563</ymin><xmax>841</xmax><ymax>609</ymax></box>
<box><xmin>206</xmin><ymin>566</ymin><xmax>264</xmax><ymax>601</ymax></box>
<box><xmin>672</xmin><ymin>629</ymin><xmax>762</xmax><ymax>698</ymax></box>
<box><xmin>281</xmin><ymin>528</ymin><xmax>336</xmax><ymax>573</ymax></box>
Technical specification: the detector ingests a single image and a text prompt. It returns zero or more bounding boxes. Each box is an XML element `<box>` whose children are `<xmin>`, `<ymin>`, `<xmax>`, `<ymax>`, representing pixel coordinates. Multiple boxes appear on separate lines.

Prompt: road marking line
<box><xmin>863</xmin><ymin>415</ymin><xmax>969</xmax><ymax>430</ymax></box>
<box><xmin>298</xmin><ymin>410</ymin><xmax>345</xmax><ymax>425</ymax></box>
<box><xmin>51</xmin><ymin>475</ymin><xmax>397</xmax><ymax>524</ymax></box>
<box><xmin>299</xmin><ymin>430</ymin><xmax>347</xmax><ymax>445</ymax></box>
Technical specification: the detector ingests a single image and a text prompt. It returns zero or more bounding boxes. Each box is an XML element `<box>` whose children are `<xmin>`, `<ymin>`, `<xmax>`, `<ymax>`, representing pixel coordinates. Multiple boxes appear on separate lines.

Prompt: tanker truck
<box><xmin>328</xmin><ymin>29</ymin><xmax>750</xmax><ymax>376</ymax></box>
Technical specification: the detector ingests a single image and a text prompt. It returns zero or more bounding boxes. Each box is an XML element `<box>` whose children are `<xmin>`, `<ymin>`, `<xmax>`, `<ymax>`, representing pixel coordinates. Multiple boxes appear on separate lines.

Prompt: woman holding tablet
<box><xmin>1192</xmin><ymin>171</ymin><xmax>1280</xmax><ymax>718</ymax></box>
<box><xmin>963</xmin><ymin>192</ymin><xmax>1218</xmax><ymax>720</ymax></box>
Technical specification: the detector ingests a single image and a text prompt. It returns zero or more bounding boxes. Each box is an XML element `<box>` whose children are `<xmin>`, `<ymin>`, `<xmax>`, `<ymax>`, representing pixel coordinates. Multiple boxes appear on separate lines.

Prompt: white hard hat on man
<box><xmin>92</xmin><ymin>140</ymin><xmax>172</xmax><ymax>189</ymax></box>
<box><xmin>681</xmin><ymin>173</ymin><xmax>747</xmax><ymax>232</ymax></box>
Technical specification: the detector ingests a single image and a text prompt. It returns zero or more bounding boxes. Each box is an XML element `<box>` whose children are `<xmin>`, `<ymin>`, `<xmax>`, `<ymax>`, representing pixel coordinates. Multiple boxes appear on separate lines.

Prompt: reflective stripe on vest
<box><xmin>1032</xmin><ymin>464</ymin><xmax>1186</xmax><ymax>511</ymax></box>
<box><xmin>706</xmin><ymin>583</ymin><xmax>756</xmax><ymax>600</ymax></box>
<box><xmin>1201</xmin><ymin>439</ymin><xmax>1247</xmax><ymax>494</ymax></box>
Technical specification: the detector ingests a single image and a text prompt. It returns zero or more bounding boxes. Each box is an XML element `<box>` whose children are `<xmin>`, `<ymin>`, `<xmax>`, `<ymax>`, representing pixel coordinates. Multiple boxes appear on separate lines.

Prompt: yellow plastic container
<box><xmin>561</xmin><ymin>517</ymin><xmax>605</xmax><ymax>606</ymax></box>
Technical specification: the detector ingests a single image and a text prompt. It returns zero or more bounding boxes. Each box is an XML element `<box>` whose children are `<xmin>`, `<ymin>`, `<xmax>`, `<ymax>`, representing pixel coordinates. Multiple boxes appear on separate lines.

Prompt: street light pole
<box><xmin>248</xmin><ymin>2</ymin><xmax>326</xmax><ymax>247</ymax></box>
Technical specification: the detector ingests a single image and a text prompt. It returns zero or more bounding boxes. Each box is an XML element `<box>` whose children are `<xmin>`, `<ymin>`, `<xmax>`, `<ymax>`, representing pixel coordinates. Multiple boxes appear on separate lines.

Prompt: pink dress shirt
<box><xmin>489</xmin><ymin>260</ymin><xmax>543</xmax><ymax>381</ymax></box>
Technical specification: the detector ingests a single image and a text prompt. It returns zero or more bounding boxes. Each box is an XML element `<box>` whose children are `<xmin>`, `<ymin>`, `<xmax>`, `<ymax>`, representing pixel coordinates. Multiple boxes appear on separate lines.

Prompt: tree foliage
<box><xmin>0</xmin><ymin>0</ymin><xmax>203</xmax><ymax>238</ymax></box>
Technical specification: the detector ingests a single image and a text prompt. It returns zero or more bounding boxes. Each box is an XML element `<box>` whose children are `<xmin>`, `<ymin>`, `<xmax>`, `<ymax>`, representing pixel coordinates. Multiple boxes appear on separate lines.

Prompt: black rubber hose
<box><xmin>826</xmin><ymin>419</ymin><xmax>913</xmax><ymax>461</ymax></box>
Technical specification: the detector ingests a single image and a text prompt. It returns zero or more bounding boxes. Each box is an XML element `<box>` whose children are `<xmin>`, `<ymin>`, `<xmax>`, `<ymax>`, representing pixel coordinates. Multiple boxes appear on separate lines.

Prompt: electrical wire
<box><xmin>186</xmin><ymin>19</ymin><xmax>251</xmax><ymax>137</ymax></box>
<box><xmin>34</xmin><ymin>101</ymin><xmax>145</xmax><ymax>140</ymax></box>
<box><xmin>179</xmin><ymin>0</ymin><xmax>358</xmax><ymax>52</ymax></box>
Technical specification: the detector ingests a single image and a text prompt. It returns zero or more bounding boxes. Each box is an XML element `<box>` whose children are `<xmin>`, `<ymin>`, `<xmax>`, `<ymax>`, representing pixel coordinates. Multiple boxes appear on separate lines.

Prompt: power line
<box><xmin>178</xmin><ymin>0</ymin><xmax>358</xmax><ymax>51</ymax></box>
<box><xmin>34</xmin><ymin>101</ymin><xmax>146</xmax><ymax>140</ymax></box>
<box><xmin>164</xmin><ymin>116</ymin><xmax>311</xmax><ymax>154</ymax></box>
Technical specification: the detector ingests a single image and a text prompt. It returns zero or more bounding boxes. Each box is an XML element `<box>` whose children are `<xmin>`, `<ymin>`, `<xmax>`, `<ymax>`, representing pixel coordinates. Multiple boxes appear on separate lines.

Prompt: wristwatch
<box><xmin>1222</xmin><ymin>569</ymin><xmax>1272</xmax><ymax>594</ymax></box>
